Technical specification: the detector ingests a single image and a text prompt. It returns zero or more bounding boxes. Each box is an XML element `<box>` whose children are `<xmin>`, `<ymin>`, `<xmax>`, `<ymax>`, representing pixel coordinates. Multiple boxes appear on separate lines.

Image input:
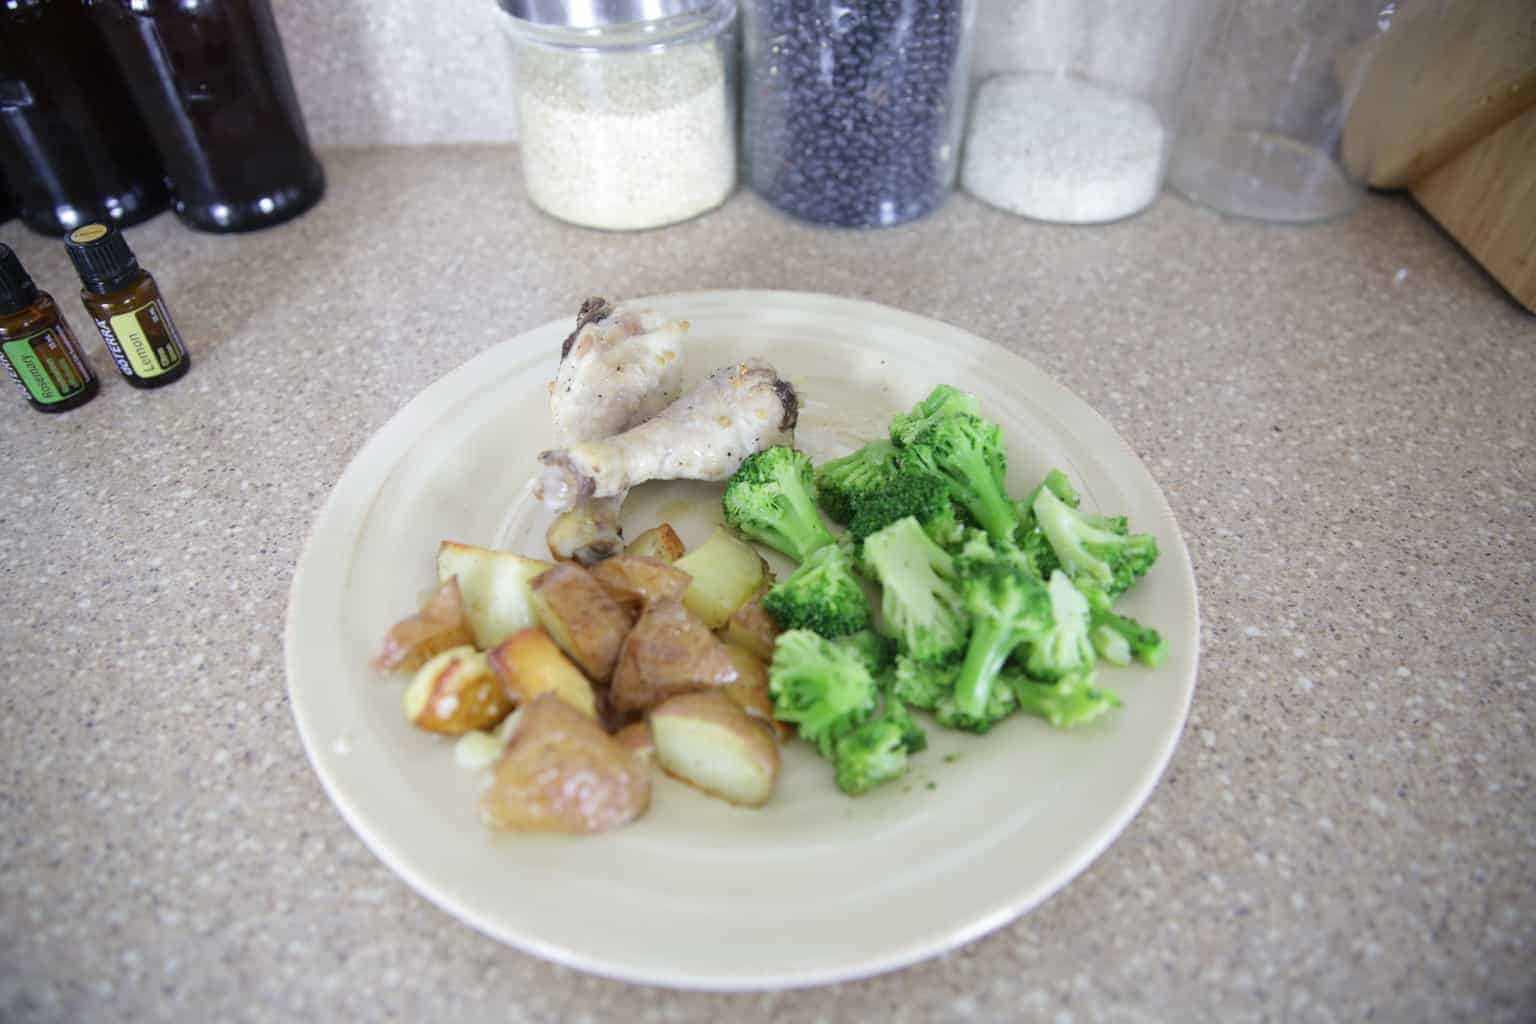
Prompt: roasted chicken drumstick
<box><xmin>537</xmin><ymin>358</ymin><xmax>798</xmax><ymax>514</ymax></box>
<box><xmin>544</xmin><ymin>298</ymin><xmax>686</xmax><ymax>563</ymax></box>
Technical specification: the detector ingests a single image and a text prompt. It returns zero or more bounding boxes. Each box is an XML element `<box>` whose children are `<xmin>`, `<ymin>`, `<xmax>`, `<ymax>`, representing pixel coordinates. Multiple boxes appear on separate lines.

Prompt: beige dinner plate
<box><xmin>284</xmin><ymin>290</ymin><xmax>1200</xmax><ymax>990</ymax></box>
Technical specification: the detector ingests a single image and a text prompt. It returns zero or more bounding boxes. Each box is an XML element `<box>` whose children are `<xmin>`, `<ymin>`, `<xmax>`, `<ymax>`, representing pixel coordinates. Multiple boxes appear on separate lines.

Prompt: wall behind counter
<box><xmin>272</xmin><ymin>0</ymin><xmax>518</xmax><ymax>145</ymax></box>
<box><xmin>273</xmin><ymin>0</ymin><xmax>1207</xmax><ymax>147</ymax></box>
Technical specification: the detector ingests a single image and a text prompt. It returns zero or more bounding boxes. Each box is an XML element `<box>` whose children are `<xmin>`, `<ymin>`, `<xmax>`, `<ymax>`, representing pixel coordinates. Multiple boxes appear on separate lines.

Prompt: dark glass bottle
<box><xmin>0</xmin><ymin>0</ymin><xmax>169</xmax><ymax>237</ymax></box>
<box><xmin>65</xmin><ymin>223</ymin><xmax>189</xmax><ymax>389</ymax></box>
<box><xmin>86</xmin><ymin>0</ymin><xmax>324</xmax><ymax>233</ymax></box>
<box><xmin>0</xmin><ymin>243</ymin><xmax>100</xmax><ymax>413</ymax></box>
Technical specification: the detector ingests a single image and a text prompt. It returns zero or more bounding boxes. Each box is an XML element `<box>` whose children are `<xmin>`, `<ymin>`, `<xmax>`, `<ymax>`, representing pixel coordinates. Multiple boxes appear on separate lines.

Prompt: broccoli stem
<box><xmin>781</xmin><ymin>484</ymin><xmax>835</xmax><ymax>561</ymax></box>
<box><xmin>953</xmin><ymin>617</ymin><xmax>1014</xmax><ymax>719</ymax></box>
<box><xmin>949</xmin><ymin>446</ymin><xmax>1016</xmax><ymax>541</ymax></box>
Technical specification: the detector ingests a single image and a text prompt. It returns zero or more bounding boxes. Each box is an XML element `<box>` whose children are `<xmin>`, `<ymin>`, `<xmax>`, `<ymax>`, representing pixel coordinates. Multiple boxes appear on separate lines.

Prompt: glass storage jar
<box><xmin>499</xmin><ymin>0</ymin><xmax>738</xmax><ymax>232</ymax></box>
<box><xmin>1169</xmin><ymin>0</ymin><xmax>1386</xmax><ymax>224</ymax></box>
<box><xmin>742</xmin><ymin>0</ymin><xmax>977</xmax><ymax>229</ymax></box>
<box><xmin>961</xmin><ymin>0</ymin><xmax>1207</xmax><ymax>225</ymax></box>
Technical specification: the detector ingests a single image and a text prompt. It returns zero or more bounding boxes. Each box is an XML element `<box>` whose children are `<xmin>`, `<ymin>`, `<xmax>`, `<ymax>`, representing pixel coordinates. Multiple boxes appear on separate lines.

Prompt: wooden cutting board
<box><xmin>1411</xmin><ymin>104</ymin><xmax>1536</xmax><ymax>312</ymax></box>
<box><xmin>1338</xmin><ymin>0</ymin><xmax>1536</xmax><ymax>311</ymax></box>
<box><xmin>1340</xmin><ymin>0</ymin><xmax>1536</xmax><ymax>189</ymax></box>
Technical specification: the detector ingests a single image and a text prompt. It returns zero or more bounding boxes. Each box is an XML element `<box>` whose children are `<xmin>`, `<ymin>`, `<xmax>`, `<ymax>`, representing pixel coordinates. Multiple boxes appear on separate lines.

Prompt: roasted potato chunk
<box><xmin>721</xmin><ymin>644</ymin><xmax>792</xmax><ymax>742</ymax></box>
<box><xmin>486</xmin><ymin>627</ymin><xmax>598</xmax><ymax>719</ymax></box>
<box><xmin>402</xmin><ymin>645</ymin><xmax>514</xmax><ymax>734</ymax></box>
<box><xmin>530</xmin><ymin>563</ymin><xmax>634</xmax><ymax>682</ymax></box>
<box><xmin>480</xmin><ymin>694</ymin><xmax>651</xmax><ymax>833</ymax></box>
<box><xmin>437</xmin><ymin>541</ymin><xmax>551</xmax><ymax>648</ymax></box>
<box><xmin>373</xmin><ymin>578</ymin><xmax>476</xmax><ymax>672</ymax></box>
<box><xmin>673</xmin><ymin>527</ymin><xmax>766</xmax><ymax>628</ymax></box>
<box><xmin>610</xmin><ymin>597</ymin><xmax>739</xmax><ymax>715</ymax></box>
<box><xmin>650</xmin><ymin>690</ymin><xmax>781</xmax><ymax>807</ymax></box>
<box><xmin>720</xmin><ymin>583</ymin><xmax>782</xmax><ymax>663</ymax></box>
<box><xmin>625</xmin><ymin>523</ymin><xmax>685</xmax><ymax>563</ymax></box>
<box><xmin>615</xmin><ymin>720</ymin><xmax>656</xmax><ymax>762</ymax></box>
<box><xmin>590</xmin><ymin>555</ymin><xmax>693</xmax><ymax>615</ymax></box>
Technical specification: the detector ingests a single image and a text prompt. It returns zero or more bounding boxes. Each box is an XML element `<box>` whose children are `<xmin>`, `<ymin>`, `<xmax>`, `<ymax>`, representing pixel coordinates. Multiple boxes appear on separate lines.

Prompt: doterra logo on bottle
<box><xmin>93</xmin><ymin>318</ymin><xmax>134</xmax><ymax>376</ymax></box>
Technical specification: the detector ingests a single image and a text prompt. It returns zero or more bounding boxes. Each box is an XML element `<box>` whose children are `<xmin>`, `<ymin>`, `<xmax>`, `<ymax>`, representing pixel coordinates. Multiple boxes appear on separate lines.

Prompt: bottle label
<box><xmin>100</xmin><ymin>298</ymin><xmax>186</xmax><ymax>380</ymax></box>
<box><xmin>1</xmin><ymin>326</ymin><xmax>94</xmax><ymax>406</ymax></box>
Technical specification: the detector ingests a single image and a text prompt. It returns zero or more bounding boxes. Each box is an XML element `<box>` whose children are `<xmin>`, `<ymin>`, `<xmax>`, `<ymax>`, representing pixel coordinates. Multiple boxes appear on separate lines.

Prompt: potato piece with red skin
<box><xmin>720</xmin><ymin>583</ymin><xmax>783</xmax><ymax>664</ymax></box>
<box><xmin>721</xmin><ymin>644</ymin><xmax>793</xmax><ymax>742</ymax></box>
<box><xmin>480</xmin><ymin>694</ymin><xmax>651</xmax><ymax>833</ymax></box>
<box><xmin>403</xmin><ymin>646</ymin><xmax>513</xmax><ymax>734</ymax></box>
<box><xmin>615</xmin><ymin>721</ymin><xmax>656</xmax><ymax>762</ymax></box>
<box><xmin>590</xmin><ymin>555</ymin><xmax>692</xmax><ymax>617</ymax></box>
<box><xmin>610</xmin><ymin>597</ymin><xmax>739</xmax><ymax>716</ymax></box>
<box><xmin>374</xmin><ymin>578</ymin><xmax>476</xmax><ymax>673</ymax></box>
<box><xmin>530</xmin><ymin>563</ymin><xmax>634</xmax><ymax>682</ymax></box>
<box><xmin>486</xmin><ymin>627</ymin><xmax>598</xmax><ymax>719</ymax></box>
<box><xmin>436</xmin><ymin>541</ymin><xmax>551</xmax><ymax>649</ymax></box>
<box><xmin>650</xmin><ymin>690</ymin><xmax>781</xmax><ymax>807</ymax></box>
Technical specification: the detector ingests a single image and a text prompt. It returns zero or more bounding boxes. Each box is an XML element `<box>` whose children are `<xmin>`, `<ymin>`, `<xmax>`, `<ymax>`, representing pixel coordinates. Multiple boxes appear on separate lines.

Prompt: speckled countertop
<box><xmin>1</xmin><ymin>146</ymin><xmax>1531</xmax><ymax>1023</ymax></box>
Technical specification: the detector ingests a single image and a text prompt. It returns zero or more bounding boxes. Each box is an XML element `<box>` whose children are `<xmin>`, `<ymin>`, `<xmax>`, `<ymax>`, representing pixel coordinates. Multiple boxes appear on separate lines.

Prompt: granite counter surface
<box><xmin>0</xmin><ymin>146</ymin><xmax>1531</xmax><ymax>1023</ymax></box>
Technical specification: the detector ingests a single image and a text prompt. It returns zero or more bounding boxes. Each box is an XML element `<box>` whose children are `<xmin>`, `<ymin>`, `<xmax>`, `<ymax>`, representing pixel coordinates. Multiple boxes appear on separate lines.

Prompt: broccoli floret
<box><xmin>1014</xmin><ymin>470</ymin><xmax>1081</xmax><ymax>578</ymax></box>
<box><xmin>890</xmin><ymin>384</ymin><xmax>982</xmax><ymax>447</ymax></box>
<box><xmin>861</xmin><ymin>516</ymin><xmax>970</xmax><ymax>663</ymax></box>
<box><xmin>834</xmin><ymin>628</ymin><xmax>896</xmax><ymax>677</ymax></box>
<box><xmin>1089</xmin><ymin>609</ymin><xmax>1167</xmax><ymax>668</ymax></box>
<box><xmin>768</xmin><ymin>630</ymin><xmax>879</xmax><ymax>757</ymax></box>
<box><xmin>762</xmin><ymin>543</ymin><xmax>871</xmax><ymax>638</ymax></box>
<box><xmin>815</xmin><ymin>440</ymin><xmax>899</xmax><ymax>525</ymax></box>
<box><xmin>935</xmin><ymin>680</ymin><xmax>1018</xmax><ymax>733</ymax></box>
<box><xmin>1009</xmin><ymin>670</ymin><xmax>1121</xmax><ymax>728</ymax></box>
<box><xmin>950</xmin><ymin>535</ymin><xmax>1052</xmax><ymax>721</ymax></box>
<box><xmin>1085</xmin><ymin>512</ymin><xmax>1129</xmax><ymax>533</ymax></box>
<box><xmin>847</xmin><ymin>470</ymin><xmax>951</xmax><ymax>540</ymax></box>
<box><xmin>922</xmin><ymin>503</ymin><xmax>965</xmax><ymax>548</ymax></box>
<box><xmin>901</xmin><ymin>414</ymin><xmax>1018</xmax><ymax>541</ymax></box>
<box><xmin>958</xmin><ymin>527</ymin><xmax>1035</xmax><ymax>575</ymax></box>
<box><xmin>883</xmin><ymin>698</ymin><xmax>928</xmax><ymax>753</ymax></box>
<box><xmin>1091</xmin><ymin>625</ymin><xmax>1128</xmax><ymax>666</ymax></box>
<box><xmin>1021</xmin><ymin>469</ymin><xmax>1080</xmax><ymax>517</ymax></box>
<box><xmin>1018</xmin><ymin>527</ymin><xmax>1057</xmax><ymax>579</ymax></box>
<box><xmin>1020</xmin><ymin>570</ymin><xmax>1095</xmax><ymax>680</ymax></box>
<box><xmin>1032</xmin><ymin>486</ymin><xmax>1158</xmax><ymax>597</ymax></box>
<box><xmin>833</xmin><ymin>720</ymin><xmax>908</xmax><ymax>794</ymax></box>
<box><xmin>890</xmin><ymin>654</ymin><xmax>956</xmax><ymax>710</ymax></box>
<box><xmin>832</xmin><ymin>700</ymin><xmax>927</xmax><ymax>795</ymax></box>
<box><xmin>1071</xmin><ymin>581</ymin><xmax>1161</xmax><ymax>667</ymax></box>
<box><xmin>723</xmin><ymin>446</ymin><xmax>835</xmax><ymax>562</ymax></box>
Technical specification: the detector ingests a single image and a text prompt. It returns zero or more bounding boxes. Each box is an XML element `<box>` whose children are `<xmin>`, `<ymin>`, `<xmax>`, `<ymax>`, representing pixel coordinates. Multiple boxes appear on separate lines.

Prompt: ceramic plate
<box><xmin>285</xmin><ymin>290</ymin><xmax>1199</xmax><ymax>991</ymax></box>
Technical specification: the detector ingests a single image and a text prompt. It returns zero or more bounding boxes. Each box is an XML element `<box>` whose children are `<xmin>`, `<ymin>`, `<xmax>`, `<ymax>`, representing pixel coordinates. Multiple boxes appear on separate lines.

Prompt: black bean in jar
<box><xmin>742</xmin><ymin>0</ymin><xmax>974</xmax><ymax>229</ymax></box>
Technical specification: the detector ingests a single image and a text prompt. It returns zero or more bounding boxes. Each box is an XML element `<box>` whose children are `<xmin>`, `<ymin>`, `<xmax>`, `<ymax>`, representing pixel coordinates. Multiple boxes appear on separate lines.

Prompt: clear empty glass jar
<box><xmin>961</xmin><ymin>0</ymin><xmax>1207</xmax><ymax>224</ymax></box>
<box><xmin>1169</xmin><ymin>0</ymin><xmax>1386</xmax><ymax>224</ymax></box>
<box><xmin>499</xmin><ymin>0</ymin><xmax>738</xmax><ymax>232</ymax></box>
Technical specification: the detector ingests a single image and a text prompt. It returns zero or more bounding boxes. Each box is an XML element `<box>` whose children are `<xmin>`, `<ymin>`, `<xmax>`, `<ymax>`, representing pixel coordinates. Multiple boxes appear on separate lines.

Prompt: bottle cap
<box><xmin>65</xmin><ymin>223</ymin><xmax>141</xmax><ymax>294</ymax></box>
<box><xmin>0</xmin><ymin>244</ymin><xmax>40</xmax><ymax>315</ymax></box>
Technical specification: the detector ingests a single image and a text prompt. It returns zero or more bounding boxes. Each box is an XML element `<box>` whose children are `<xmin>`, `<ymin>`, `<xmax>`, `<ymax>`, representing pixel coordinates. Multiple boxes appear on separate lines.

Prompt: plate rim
<box><xmin>284</xmin><ymin>288</ymin><xmax>1201</xmax><ymax>991</ymax></box>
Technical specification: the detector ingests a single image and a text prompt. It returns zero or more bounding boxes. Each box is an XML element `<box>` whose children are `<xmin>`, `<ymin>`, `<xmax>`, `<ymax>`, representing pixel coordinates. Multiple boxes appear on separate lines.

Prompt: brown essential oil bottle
<box><xmin>0</xmin><ymin>243</ymin><xmax>99</xmax><ymax>414</ymax></box>
<box><xmin>65</xmin><ymin>223</ymin><xmax>189</xmax><ymax>388</ymax></box>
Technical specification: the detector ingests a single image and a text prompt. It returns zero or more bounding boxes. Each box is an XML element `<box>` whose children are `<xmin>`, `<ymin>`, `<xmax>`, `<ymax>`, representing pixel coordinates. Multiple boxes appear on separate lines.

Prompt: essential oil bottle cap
<box><xmin>0</xmin><ymin>243</ymin><xmax>41</xmax><ymax>315</ymax></box>
<box><xmin>65</xmin><ymin>223</ymin><xmax>141</xmax><ymax>295</ymax></box>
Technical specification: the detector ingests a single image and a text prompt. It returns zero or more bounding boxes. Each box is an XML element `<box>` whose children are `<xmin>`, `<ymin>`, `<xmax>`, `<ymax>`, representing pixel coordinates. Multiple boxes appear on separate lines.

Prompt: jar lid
<box><xmin>496</xmin><ymin>0</ymin><xmax>715</xmax><ymax>30</ymax></box>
